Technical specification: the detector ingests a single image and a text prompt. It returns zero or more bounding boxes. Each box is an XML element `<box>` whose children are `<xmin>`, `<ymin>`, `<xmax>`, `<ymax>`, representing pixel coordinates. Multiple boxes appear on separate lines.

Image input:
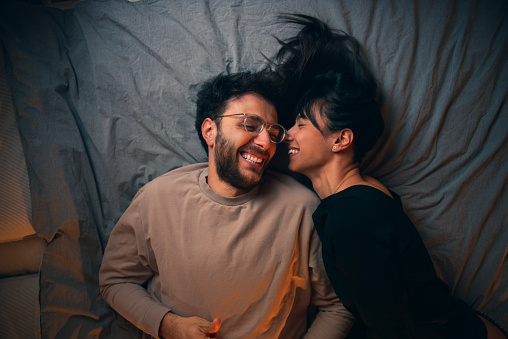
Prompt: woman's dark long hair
<box><xmin>275</xmin><ymin>14</ymin><xmax>384</xmax><ymax>163</ymax></box>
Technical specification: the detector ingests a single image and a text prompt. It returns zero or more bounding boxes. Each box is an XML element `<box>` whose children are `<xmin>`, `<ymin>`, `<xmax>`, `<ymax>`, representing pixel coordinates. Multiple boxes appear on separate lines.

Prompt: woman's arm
<box><xmin>326</xmin><ymin>198</ymin><xmax>414</xmax><ymax>339</ymax></box>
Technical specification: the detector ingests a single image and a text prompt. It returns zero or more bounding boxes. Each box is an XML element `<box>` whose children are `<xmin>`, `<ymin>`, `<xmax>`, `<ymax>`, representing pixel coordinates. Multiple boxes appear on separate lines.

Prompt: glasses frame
<box><xmin>214</xmin><ymin>113</ymin><xmax>287</xmax><ymax>144</ymax></box>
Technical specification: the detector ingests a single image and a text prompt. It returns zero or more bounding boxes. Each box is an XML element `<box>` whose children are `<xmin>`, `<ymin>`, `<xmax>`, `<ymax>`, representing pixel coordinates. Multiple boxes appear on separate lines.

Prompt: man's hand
<box><xmin>158</xmin><ymin>312</ymin><xmax>221</xmax><ymax>339</ymax></box>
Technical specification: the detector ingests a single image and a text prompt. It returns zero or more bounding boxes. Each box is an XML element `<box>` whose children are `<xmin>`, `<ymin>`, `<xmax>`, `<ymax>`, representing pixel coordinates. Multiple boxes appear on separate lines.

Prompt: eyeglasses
<box><xmin>215</xmin><ymin>113</ymin><xmax>287</xmax><ymax>144</ymax></box>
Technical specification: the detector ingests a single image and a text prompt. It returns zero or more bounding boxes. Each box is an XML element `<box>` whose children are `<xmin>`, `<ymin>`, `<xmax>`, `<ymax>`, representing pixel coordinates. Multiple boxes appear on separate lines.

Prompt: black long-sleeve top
<box><xmin>312</xmin><ymin>185</ymin><xmax>484</xmax><ymax>339</ymax></box>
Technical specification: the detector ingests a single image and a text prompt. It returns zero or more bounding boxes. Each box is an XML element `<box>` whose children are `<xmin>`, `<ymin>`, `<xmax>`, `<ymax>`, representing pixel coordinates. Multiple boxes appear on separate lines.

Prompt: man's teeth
<box><xmin>288</xmin><ymin>149</ymin><xmax>299</xmax><ymax>155</ymax></box>
<box><xmin>242</xmin><ymin>154</ymin><xmax>262</xmax><ymax>164</ymax></box>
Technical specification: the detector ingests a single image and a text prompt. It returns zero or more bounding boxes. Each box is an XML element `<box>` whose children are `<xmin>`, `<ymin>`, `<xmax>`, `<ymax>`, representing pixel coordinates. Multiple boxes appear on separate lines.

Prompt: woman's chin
<box><xmin>288</xmin><ymin>162</ymin><xmax>302</xmax><ymax>174</ymax></box>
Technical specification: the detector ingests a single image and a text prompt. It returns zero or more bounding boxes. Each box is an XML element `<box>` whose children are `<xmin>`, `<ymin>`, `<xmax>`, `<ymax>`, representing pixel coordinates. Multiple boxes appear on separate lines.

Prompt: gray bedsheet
<box><xmin>1</xmin><ymin>0</ymin><xmax>507</xmax><ymax>337</ymax></box>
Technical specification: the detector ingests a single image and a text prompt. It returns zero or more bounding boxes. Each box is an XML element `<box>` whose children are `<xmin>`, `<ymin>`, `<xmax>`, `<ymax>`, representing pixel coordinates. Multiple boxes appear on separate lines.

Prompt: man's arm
<box><xmin>100</xmin><ymin>279</ymin><xmax>220</xmax><ymax>339</ymax></box>
<box><xmin>304</xmin><ymin>229</ymin><xmax>355</xmax><ymax>339</ymax></box>
<box><xmin>99</xmin><ymin>206</ymin><xmax>171</xmax><ymax>337</ymax></box>
<box><xmin>99</xmin><ymin>201</ymin><xmax>220</xmax><ymax>338</ymax></box>
<box><xmin>100</xmin><ymin>280</ymin><xmax>171</xmax><ymax>336</ymax></box>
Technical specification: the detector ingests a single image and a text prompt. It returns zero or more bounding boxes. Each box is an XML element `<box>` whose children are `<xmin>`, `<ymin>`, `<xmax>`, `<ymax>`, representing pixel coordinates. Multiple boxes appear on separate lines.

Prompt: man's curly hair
<box><xmin>194</xmin><ymin>70</ymin><xmax>284</xmax><ymax>154</ymax></box>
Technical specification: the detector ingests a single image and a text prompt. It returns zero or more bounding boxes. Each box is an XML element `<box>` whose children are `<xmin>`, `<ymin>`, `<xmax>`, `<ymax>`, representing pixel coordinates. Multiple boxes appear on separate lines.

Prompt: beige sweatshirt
<box><xmin>99</xmin><ymin>163</ymin><xmax>354</xmax><ymax>338</ymax></box>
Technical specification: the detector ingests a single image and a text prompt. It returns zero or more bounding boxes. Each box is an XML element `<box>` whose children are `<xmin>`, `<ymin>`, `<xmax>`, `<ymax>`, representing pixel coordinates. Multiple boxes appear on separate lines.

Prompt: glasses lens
<box><xmin>243</xmin><ymin>116</ymin><xmax>263</xmax><ymax>133</ymax></box>
<box><xmin>267</xmin><ymin>125</ymin><xmax>284</xmax><ymax>143</ymax></box>
<box><xmin>242</xmin><ymin>115</ymin><xmax>286</xmax><ymax>143</ymax></box>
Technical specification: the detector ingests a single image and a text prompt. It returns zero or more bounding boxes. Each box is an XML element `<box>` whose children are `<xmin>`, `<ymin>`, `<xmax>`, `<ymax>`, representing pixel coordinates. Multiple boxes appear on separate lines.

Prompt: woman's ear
<box><xmin>331</xmin><ymin>129</ymin><xmax>354</xmax><ymax>152</ymax></box>
<box><xmin>202</xmin><ymin>118</ymin><xmax>217</xmax><ymax>148</ymax></box>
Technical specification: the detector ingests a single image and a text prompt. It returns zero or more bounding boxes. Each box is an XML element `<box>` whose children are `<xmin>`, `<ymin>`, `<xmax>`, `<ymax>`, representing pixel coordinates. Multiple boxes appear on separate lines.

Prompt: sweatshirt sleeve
<box><xmin>305</xmin><ymin>227</ymin><xmax>355</xmax><ymax>339</ymax></box>
<box><xmin>99</xmin><ymin>195</ymin><xmax>170</xmax><ymax>338</ymax></box>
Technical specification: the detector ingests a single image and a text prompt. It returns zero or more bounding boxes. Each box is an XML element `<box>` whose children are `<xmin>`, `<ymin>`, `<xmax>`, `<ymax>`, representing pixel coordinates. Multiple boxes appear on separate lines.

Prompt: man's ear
<box><xmin>202</xmin><ymin>118</ymin><xmax>217</xmax><ymax>147</ymax></box>
<box><xmin>331</xmin><ymin>128</ymin><xmax>354</xmax><ymax>152</ymax></box>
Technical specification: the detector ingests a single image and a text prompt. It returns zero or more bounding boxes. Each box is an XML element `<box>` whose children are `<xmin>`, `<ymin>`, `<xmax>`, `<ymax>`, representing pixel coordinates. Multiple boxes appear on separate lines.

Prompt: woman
<box><xmin>276</xmin><ymin>14</ymin><xmax>507</xmax><ymax>339</ymax></box>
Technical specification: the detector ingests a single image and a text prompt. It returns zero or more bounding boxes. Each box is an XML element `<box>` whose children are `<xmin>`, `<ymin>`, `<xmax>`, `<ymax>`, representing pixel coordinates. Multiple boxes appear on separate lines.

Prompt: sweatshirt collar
<box><xmin>198</xmin><ymin>168</ymin><xmax>261</xmax><ymax>206</ymax></box>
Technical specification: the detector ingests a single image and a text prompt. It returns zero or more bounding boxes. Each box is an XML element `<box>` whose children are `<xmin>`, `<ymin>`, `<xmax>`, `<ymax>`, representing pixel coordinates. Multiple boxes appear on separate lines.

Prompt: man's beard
<box><xmin>214</xmin><ymin>132</ymin><xmax>267</xmax><ymax>190</ymax></box>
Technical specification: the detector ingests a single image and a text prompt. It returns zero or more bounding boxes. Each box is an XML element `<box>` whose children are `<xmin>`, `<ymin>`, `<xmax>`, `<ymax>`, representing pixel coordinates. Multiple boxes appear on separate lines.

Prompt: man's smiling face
<box><xmin>213</xmin><ymin>93</ymin><xmax>278</xmax><ymax>190</ymax></box>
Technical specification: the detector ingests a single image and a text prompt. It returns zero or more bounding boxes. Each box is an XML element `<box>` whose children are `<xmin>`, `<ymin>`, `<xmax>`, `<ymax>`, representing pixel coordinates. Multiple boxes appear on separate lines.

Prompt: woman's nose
<box><xmin>284</xmin><ymin>125</ymin><xmax>296</xmax><ymax>142</ymax></box>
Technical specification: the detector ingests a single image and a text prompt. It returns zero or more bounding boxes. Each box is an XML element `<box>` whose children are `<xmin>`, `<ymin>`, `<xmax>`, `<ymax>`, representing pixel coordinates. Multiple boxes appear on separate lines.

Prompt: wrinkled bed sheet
<box><xmin>0</xmin><ymin>0</ymin><xmax>506</xmax><ymax>337</ymax></box>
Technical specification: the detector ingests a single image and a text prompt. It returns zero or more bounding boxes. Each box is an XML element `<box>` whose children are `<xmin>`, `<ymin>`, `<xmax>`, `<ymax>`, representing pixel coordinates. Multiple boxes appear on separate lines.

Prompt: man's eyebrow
<box><xmin>245</xmin><ymin>113</ymin><xmax>278</xmax><ymax>124</ymax></box>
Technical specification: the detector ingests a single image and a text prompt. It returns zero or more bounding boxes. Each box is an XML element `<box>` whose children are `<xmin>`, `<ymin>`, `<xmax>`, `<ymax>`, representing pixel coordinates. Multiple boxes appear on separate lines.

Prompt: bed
<box><xmin>0</xmin><ymin>0</ymin><xmax>506</xmax><ymax>337</ymax></box>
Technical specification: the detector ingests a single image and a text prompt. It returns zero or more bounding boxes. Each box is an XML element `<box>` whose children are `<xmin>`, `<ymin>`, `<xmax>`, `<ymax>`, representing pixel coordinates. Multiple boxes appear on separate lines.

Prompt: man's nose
<box><xmin>253</xmin><ymin>128</ymin><xmax>272</xmax><ymax>150</ymax></box>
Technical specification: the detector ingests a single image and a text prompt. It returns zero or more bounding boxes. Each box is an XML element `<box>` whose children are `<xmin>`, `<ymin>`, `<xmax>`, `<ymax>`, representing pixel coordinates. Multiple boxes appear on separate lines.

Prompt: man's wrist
<box><xmin>158</xmin><ymin>312</ymin><xmax>178</xmax><ymax>339</ymax></box>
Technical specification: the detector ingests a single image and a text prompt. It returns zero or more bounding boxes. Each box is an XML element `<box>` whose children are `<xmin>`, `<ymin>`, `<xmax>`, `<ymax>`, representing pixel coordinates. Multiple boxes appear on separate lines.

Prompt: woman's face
<box><xmin>285</xmin><ymin>112</ymin><xmax>334</xmax><ymax>178</ymax></box>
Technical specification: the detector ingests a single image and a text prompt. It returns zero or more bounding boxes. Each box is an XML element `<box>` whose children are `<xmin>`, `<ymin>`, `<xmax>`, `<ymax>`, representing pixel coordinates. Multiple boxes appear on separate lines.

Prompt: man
<box><xmin>99</xmin><ymin>71</ymin><xmax>354</xmax><ymax>338</ymax></box>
